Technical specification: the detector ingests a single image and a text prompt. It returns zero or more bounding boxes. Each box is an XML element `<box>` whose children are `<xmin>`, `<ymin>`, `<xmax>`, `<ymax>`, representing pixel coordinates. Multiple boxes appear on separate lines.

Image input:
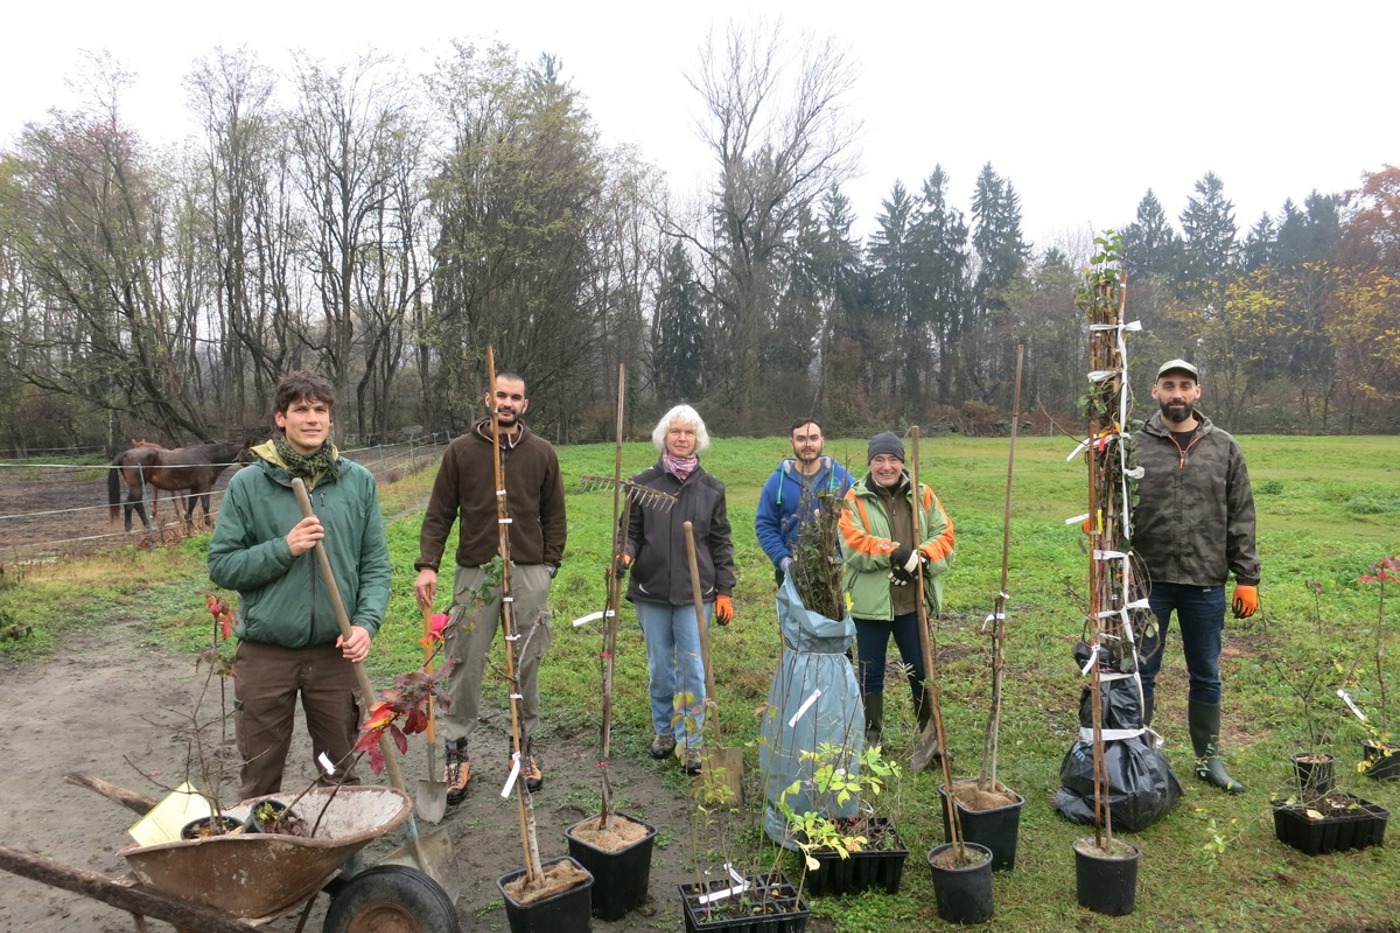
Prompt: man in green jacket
<box><xmin>209</xmin><ymin>371</ymin><xmax>391</xmax><ymax>800</ymax></box>
<box><xmin>1134</xmin><ymin>359</ymin><xmax>1260</xmax><ymax>794</ymax></box>
<box><xmin>838</xmin><ymin>431</ymin><xmax>955</xmax><ymax>748</ymax></box>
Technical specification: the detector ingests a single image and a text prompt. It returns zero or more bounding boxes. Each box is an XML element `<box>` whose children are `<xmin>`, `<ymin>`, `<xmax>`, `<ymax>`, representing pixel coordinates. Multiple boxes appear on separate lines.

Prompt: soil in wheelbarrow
<box><xmin>0</xmin><ymin>623</ymin><xmax>720</xmax><ymax>933</ymax></box>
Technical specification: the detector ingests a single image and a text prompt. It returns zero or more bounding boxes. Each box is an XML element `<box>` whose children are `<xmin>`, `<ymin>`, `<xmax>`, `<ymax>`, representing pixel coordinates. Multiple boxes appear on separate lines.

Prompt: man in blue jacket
<box><xmin>755</xmin><ymin>418</ymin><xmax>854</xmax><ymax>584</ymax></box>
<box><xmin>209</xmin><ymin>371</ymin><xmax>391</xmax><ymax>800</ymax></box>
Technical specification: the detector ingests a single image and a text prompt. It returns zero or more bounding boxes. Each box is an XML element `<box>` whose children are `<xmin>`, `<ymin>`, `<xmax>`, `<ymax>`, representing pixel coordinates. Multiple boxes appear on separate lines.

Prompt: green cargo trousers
<box><xmin>438</xmin><ymin>562</ymin><xmax>554</xmax><ymax>746</ymax></box>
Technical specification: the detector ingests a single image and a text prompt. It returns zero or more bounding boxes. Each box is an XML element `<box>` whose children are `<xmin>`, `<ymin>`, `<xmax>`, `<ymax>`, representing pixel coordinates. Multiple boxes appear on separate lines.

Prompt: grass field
<box><xmin>3</xmin><ymin>433</ymin><xmax>1399</xmax><ymax>931</ymax></box>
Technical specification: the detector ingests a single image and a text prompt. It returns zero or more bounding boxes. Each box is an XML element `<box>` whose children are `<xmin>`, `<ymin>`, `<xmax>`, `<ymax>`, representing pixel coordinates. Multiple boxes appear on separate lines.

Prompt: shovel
<box><xmin>290</xmin><ymin>479</ymin><xmax>458</xmax><ymax>896</ymax></box>
<box><xmin>683</xmin><ymin>521</ymin><xmax>744</xmax><ymax>804</ymax></box>
<box><xmin>415</xmin><ymin>599</ymin><xmax>448</xmax><ymax>823</ymax></box>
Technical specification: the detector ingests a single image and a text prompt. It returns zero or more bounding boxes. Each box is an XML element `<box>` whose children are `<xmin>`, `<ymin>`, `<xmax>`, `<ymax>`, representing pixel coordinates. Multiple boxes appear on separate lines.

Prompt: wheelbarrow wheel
<box><xmin>324</xmin><ymin>865</ymin><xmax>459</xmax><ymax>933</ymax></box>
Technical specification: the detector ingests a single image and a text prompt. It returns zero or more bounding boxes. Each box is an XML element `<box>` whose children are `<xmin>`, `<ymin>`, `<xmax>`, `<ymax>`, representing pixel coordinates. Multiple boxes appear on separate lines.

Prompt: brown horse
<box><xmin>108</xmin><ymin>442</ymin><xmax>251</xmax><ymax>531</ymax></box>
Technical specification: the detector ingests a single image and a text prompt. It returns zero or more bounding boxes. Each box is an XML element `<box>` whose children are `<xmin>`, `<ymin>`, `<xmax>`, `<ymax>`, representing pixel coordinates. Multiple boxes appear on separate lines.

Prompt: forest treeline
<box><xmin>1</xmin><ymin>28</ymin><xmax>1397</xmax><ymax>454</ymax></box>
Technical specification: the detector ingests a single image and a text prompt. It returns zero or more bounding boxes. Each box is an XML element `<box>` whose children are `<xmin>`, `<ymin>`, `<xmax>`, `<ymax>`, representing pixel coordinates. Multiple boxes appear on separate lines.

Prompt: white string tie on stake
<box><xmin>788</xmin><ymin>689</ymin><xmax>822</xmax><ymax>727</ymax></box>
<box><xmin>1093</xmin><ymin>549</ymin><xmax>1129</xmax><ymax>561</ymax></box>
<box><xmin>501</xmin><ymin>752</ymin><xmax>521</xmax><ymax>797</ymax></box>
<box><xmin>1066</xmin><ymin>512</ymin><xmax>1091</xmax><ymax>525</ymax></box>
<box><xmin>1079</xmin><ymin>643</ymin><xmax>1101</xmax><ymax>676</ymax></box>
<box><xmin>571</xmin><ymin>610</ymin><xmax>605</xmax><ymax>627</ymax></box>
<box><xmin>498</xmin><ymin>517</ymin><xmax>513</xmax><ymax>524</ymax></box>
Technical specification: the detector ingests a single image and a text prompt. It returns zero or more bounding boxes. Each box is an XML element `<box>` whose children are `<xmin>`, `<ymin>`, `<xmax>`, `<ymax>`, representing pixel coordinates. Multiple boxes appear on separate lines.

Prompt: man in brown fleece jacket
<box><xmin>414</xmin><ymin>372</ymin><xmax>567</xmax><ymax>801</ymax></box>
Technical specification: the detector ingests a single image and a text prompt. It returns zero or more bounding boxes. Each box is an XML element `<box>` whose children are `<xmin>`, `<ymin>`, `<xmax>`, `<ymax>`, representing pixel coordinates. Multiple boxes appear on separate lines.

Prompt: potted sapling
<box><xmin>777</xmin><ymin>743</ymin><xmax>907</xmax><ymax>898</ymax></box>
<box><xmin>565</xmin><ymin>365</ymin><xmax>659</xmax><ymax>921</ymax></box>
<box><xmin>1355</xmin><ymin>557</ymin><xmax>1400</xmax><ymax>780</ymax></box>
<box><xmin>940</xmin><ymin>346</ymin><xmax>1026</xmax><ymax>872</ymax></box>
<box><xmin>1068</xmin><ymin>233</ymin><xmax>1141</xmax><ymax>917</ymax></box>
<box><xmin>478</xmin><ymin>351</ymin><xmax>594</xmax><ymax>933</ymax></box>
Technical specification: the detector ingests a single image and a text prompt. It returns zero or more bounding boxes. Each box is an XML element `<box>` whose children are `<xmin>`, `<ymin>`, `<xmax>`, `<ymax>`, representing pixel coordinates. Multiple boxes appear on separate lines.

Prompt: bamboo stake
<box><xmin>486</xmin><ymin>347</ymin><xmax>542</xmax><ymax>883</ymax></box>
<box><xmin>978</xmin><ymin>344</ymin><xmax>1024</xmax><ymax>792</ymax></box>
<box><xmin>596</xmin><ymin>363</ymin><xmax>627</xmax><ymax>830</ymax></box>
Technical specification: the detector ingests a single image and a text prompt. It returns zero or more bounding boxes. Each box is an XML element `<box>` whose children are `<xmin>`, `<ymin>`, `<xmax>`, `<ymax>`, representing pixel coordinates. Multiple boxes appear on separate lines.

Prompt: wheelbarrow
<box><xmin>0</xmin><ymin>773</ymin><xmax>460</xmax><ymax>933</ymax></box>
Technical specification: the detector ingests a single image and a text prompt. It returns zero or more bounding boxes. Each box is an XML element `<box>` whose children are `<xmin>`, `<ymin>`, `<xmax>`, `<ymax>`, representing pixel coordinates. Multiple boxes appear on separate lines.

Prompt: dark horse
<box><xmin>107</xmin><ymin>442</ymin><xmax>251</xmax><ymax>531</ymax></box>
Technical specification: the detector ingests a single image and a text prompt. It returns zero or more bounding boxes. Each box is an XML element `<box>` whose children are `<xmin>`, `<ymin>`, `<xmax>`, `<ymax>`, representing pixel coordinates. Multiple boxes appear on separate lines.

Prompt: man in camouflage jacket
<box><xmin>1134</xmin><ymin>359</ymin><xmax>1260</xmax><ymax>794</ymax></box>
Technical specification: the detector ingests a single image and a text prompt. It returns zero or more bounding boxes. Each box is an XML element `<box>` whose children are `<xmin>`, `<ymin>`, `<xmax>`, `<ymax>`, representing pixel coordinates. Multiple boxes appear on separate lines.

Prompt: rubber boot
<box><xmin>1188</xmin><ymin>700</ymin><xmax>1245</xmax><ymax>794</ymax></box>
<box><xmin>1142</xmin><ymin>694</ymin><xmax>1154</xmax><ymax>728</ymax></box>
<box><xmin>862</xmin><ymin>692</ymin><xmax>885</xmax><ymax>748</ymax></box>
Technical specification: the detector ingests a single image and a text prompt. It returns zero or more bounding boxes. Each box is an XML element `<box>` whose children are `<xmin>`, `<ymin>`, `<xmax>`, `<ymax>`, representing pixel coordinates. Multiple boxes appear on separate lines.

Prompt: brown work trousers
<box><xmin>234</xmin><ymin>639</ymin><xmax>361</xmax><ymax>800</ymax></box>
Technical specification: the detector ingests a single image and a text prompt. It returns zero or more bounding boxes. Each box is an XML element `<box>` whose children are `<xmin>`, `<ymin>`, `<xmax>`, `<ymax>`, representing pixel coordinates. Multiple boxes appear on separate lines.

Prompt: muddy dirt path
<box><xmin>0</xmin><ymin>623</ymin><xmax>710</xmax><ymax>933</ymax></box>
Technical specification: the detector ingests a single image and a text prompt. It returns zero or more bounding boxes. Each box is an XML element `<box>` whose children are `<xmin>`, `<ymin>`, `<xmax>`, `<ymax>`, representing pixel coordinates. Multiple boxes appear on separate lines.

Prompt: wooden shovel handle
<box><xmin>683</xmin><ymin>521</ymin><xmax>721</xmax><ymax>743</ymax></box>
<box><xmin>290</xmin><ymin>478</ymin><xmax>408</xmax><ymax>796</ymax></box>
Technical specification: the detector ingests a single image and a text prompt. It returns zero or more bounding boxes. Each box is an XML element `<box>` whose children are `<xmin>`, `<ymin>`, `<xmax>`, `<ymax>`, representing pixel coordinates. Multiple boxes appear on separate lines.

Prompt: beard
<box><xmin>1159</xmin><ymin>399</ymin><xmax>1194</xmax><ymax>424</ymax></box>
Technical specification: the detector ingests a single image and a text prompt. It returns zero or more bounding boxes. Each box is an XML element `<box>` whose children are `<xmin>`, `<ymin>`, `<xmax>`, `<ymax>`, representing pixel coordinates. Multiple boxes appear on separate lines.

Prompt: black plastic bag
<box><xmin>1054</xmin><ymin>733</ymin><xmax>1182</xmax><ymax>831</ymax></box>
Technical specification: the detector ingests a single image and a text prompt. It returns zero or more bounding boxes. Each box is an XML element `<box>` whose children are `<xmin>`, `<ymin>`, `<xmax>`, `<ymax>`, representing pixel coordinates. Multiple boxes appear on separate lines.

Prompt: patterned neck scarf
<box><xmin>662</xmin><ymin>452</ymin><xmax>699</xmax><ymax>481</ymax></box>
<box><xmin>274</xmin><ymin>435</ymin><xmax>339</xmax><ymax>485</ymax></box>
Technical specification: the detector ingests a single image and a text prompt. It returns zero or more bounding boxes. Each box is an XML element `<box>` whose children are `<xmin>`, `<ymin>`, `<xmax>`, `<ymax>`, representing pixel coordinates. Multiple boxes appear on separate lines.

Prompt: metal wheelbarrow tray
<box><xmin>120</xmin><ymin>785</ymin><xmax>413</xmax><ymax>921</ymax></box>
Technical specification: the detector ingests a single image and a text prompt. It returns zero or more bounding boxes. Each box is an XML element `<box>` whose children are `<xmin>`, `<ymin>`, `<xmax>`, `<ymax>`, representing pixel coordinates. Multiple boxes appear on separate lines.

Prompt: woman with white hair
<box><xmin>617</xmin><ymin>404</ymin><xmax>736</xmax><ymax>774</ymax></box>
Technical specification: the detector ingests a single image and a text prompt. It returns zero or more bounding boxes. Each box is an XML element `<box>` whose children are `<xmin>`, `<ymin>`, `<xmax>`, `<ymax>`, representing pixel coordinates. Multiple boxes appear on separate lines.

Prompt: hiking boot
<box><xmin>517</xmin><ymin>749</ymin><xmax>544</xmax><ymax>793</ymax></box>
<box><xmin>443</xmin><ymin>739</ymin><xmax>470</xmax><ymax>805</ymax></box>
<box><xmin>651</xmin><ymin>733</ymin><xmax>677</xmax><ymax>759</ymax></box>
<box><xmin>682</xmin><ymin>747</ymin><xmax>703</xmax><ymax>775</ymax></box>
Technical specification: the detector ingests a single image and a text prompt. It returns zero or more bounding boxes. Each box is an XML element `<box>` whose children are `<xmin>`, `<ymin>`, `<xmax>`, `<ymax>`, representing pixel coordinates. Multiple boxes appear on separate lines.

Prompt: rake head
<box><xmin>578</xmin><ymin>474</ymin><xmax>679</xmax><ymax>510</ymax></box>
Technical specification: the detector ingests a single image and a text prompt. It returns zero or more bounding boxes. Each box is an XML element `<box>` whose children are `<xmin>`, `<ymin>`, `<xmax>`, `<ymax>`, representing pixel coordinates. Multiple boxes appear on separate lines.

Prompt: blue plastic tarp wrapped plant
<box><xmin>760</xmin><ymin>575</ymin><xmax>866</xmax><ymax>847</ymax></box>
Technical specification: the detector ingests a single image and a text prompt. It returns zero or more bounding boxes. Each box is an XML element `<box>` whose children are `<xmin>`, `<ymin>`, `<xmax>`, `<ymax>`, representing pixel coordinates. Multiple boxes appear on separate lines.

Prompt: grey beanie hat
<box><xmin>867</xmin><ymin>431</ymin><xmax>905</xmax><ymax>463</ymax></box>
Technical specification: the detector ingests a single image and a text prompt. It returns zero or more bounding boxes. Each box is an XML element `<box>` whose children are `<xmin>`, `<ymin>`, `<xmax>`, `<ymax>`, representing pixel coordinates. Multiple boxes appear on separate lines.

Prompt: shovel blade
<box><xmin>910</xmin><ymin>724</ymin><xmax>945</xmax><ymax>773</ymax></box>
<box><xmin>700</xmin><ymin>747</ymin><xmax>745</xmax><ymax>805</ymax></box>
<box><xmin>416</xmin><ymin>778</ymin><xmax>448</xmax><ymax>823</ymax></box>
<box><xmin>381</xmin><ymin>825</ymin><xmax>459</xmax><ymax>901</ymax></box>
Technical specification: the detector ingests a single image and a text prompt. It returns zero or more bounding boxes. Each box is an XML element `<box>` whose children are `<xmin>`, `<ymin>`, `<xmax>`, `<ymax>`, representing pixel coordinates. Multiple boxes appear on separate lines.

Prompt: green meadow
<box><xmin>3</xmin><ymin>434</ymin><xmax>1398</xmax><ymax>931</ymax></box>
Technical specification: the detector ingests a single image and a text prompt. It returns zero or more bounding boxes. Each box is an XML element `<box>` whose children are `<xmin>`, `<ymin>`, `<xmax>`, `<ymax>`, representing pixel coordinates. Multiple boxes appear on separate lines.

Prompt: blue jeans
<box><xmin>635</xmin><ymin>599</ymin><xmax>710</xmax><ymax>750</ymax></box>
<box><xmin>1140</xmin><ymin>582</ymin><xmax>1226</xmax><ymax>705</ymax></box>
<box><xmin>854</xmin><ymin>613</ymin><xmax>925</xmax><ymax>705</ymax></box>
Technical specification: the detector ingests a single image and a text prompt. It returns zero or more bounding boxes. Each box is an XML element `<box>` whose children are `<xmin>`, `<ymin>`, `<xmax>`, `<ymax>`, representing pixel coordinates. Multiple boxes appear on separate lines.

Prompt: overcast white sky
<box><xmin>3</xmin><ymin>1</ymin><xmax>1395</xmax><ymax>251</ymax></box>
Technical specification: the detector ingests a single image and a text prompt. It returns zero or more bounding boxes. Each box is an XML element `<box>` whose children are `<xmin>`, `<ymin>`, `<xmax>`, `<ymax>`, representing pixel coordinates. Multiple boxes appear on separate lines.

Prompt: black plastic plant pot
<box><xmin>679</xmin><ymin>871</ymin><xmax>809</xmax><ymax>933</ymax></box>
<box><xmin>1362</xmin><ymin>740</ymin><xmax>1400</xmax><ymax>781</ymax></box>
<box><xmin>926</xmin><ymin>842</ymin><xmax>994</xmax><ymax>925</ymax></box>
<box><xmin>180</xmin><ymin>815</ymin><xmax>242</xmax><ymax>840</ymax></box>
<box><xmin>1292</xmin><ymin>752</ymin><xmax>1335</xmax><ymax>795</ymax></box>
<box><xmin>803</xmin><ymin>818</ymin><xmax>908</xmax><ymax>897</ymax></box>
<box><xmin>242</xmin><ymin>798</ymin><xmax>293</xmax><ymax>834</ymax></box>
<box><xmin>564</xmin><ymin>812</ymin><xmax>658</xmax><ymax>921</ymax></box>
<box><xmin>938</xmin><ymin>782</ymin><xmax>1025</xmax><ymax>871</ymax></box>
<box><xmin>498</xmin><ymin>855</ymin><xmax>594</xmax><ymax>933</ymax></box>
<box><xmin>1073</xmin><ymin>836</ymin><xmax>1140</xmax><ymax>916</ymax></box>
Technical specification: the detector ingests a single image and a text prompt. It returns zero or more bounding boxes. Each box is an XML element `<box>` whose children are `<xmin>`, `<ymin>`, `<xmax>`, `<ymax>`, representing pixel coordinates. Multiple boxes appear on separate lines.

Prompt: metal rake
<box><xmin>578</xmin><ymin>474</ymin><xmax>679</xmax><ymax>510</ymax></box>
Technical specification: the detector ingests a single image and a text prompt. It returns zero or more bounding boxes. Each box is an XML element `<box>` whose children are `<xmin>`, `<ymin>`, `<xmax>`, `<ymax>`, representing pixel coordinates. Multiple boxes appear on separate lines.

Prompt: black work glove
<box><xmin>888</xmin><ymin>547</ymin><xmax>923</xmax><ymax>586</ymax></box>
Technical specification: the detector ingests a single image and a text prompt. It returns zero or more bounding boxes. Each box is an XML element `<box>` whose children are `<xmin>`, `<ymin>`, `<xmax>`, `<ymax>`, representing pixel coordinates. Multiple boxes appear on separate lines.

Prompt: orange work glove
<box><xmin>1231</xmin><ymin>584</ymin><xmax>1259</xmax><ymax>619</ymax></box>
<box><xmin>715</xmin><ymin>595</ymin><xmax>734</xmax><ymax>626</ymax></box>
